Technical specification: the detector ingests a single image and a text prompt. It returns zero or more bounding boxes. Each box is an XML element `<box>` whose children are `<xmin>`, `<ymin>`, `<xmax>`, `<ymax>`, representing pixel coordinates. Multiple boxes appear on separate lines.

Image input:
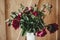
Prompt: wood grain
<box><xmin>58</xmin><ymin>0</ymin><xmax>60</xmax><ymax>40</ymax></box>
<box><xmin>0</xmin><ymin>0</ymin><xmax>6</xmax><ymax>40</ymax></box>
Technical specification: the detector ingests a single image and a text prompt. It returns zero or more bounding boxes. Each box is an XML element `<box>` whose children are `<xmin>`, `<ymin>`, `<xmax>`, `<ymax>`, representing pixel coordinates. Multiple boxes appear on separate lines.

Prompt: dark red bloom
<box><xmin>12</xmin><ymin>19</ymin><xmax>20</xmax><ymax>30</ymax></box>
<box><xmin>12</xmin><ymin>13</ymin><xmax>21</xmax><ymax>30</ymax></box>
<box><xmin>47</xmin><ymin>23</ymin><xmax>58</xmax><ymax>33</ymax></box>
<box><xmin>32</xmin><ymin>11</ymin><xmax>38</xmax><ymax>16</ymax></box>
<box><xmin>36</xmin><ymin>29</ymin><xmax>47</xmax><ymax>37</ymax></box>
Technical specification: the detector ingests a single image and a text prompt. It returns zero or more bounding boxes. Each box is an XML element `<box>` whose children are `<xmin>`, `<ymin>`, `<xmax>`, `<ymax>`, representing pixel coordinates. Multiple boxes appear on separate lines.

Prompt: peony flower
<box><xmin>32</xmin><ymin>11</ymin><xmax>38</xmax><ymax>16</ymax></box>
<box><xmin>36</xmin><ymin>29</ymin><xmax>47</xmax><ymax>37</ymax></box>
<box><xmin>12</xmin><ymin>13</ymin><xmax>21</xmax><ymax>30</ymax></box>
<box><xmin>47</xmin><ymin>23</ymin><xmax>58</xmax><ymax>33</ymax></box>
<box><xmin>12</xmin><ymin>19</ymin><xmax>20</xmax><ymax>30</ymax></box>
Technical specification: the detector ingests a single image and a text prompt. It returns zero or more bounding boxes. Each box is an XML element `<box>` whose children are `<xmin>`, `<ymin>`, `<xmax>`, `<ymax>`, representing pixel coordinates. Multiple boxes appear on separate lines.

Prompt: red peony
<box><xmin>12</xmin><ymin>19</ymin><xmax>20</xmax><ymax>30</ymax></box>
<box><xmin>36</xmin><ymin>29</ymin><xmax>47</xmax><ymax>37</ymax></box>
<box><xmin>12</xmin><ymin>13</ymin><xmax>21</xmax><ymax>30</ymax></box>
<box><xmin>32</xmin><ymin>11</ymin><xmax>38</xmax><ymax>16</ymax></box>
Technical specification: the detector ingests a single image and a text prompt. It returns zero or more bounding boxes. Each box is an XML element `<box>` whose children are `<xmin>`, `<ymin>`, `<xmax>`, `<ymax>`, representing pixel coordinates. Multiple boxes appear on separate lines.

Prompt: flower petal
<box><xmin>32</xmin><ymin>11</ymin><xmax>38</xmax><ymax>16</ymax></box>
<box><xmin>47</xmin><ymin>23</ymin><xmax>58</xmax><ymax>33</ymax></box>
<box><xmin>36</xmin><ymin>29</ymin><xmax>47</xmax><ymax>37</ymax></box>
<box><xmin>12</xmin><ymin>19</ymin><xmax>20</xmax><ymax>30</ymax></box>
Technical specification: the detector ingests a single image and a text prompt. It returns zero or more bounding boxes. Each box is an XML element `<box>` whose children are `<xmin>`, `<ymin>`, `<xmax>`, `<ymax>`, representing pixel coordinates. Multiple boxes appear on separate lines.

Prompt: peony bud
<box><xmin>32</xmin><ymin>11</ymin><xmax>38</xmax><ymax>16</ymax></box>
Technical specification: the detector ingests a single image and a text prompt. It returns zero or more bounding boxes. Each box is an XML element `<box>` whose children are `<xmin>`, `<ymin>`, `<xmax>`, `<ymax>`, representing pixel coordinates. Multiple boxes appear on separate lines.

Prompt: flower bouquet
<box><xmin>6</xmin><ymin>4</ymin><xmax>58</xmax><ymax>40</ymax></box>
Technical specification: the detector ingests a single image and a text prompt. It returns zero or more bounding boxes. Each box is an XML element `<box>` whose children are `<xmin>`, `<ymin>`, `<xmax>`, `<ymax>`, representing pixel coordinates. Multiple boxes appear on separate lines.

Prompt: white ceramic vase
<box><xmin>26</xmin><ymin>32</ymin><xmax>35</xmax><ymax>40</ymax></box>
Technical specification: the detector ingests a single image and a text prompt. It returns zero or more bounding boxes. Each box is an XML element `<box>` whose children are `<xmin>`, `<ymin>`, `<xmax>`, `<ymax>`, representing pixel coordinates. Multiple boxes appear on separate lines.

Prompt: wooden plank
<box><xmin>0</xmin><ymin>0</ymin><xmax>6</xmax><ymax>40</ymax></box>
<box><xmin>58</xmin><ymin>0</ymin><xmax>60</xmax><ymax>40</ymax></box>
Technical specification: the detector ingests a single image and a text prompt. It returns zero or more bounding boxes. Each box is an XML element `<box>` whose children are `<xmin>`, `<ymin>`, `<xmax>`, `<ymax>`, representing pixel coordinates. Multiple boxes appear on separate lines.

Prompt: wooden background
<box><xmin>0</xmin><ymin>0</ymin><xmax>59</xmax><ymax>40</ymax></box>
<box><xmin>0</xmin><ymin>0</ymin><xmax>6</xmax><ymax>40</ymax></box>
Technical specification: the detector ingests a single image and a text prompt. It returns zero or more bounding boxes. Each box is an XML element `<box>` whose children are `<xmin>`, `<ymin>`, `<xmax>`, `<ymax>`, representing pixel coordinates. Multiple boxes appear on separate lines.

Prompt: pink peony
<box><xmin>28</xmin><ymin>7</ymin><xmax>31</xmax><ymax>11</ymax></box>
<box><xmin>36</xmin><ymin>29</ymin><xmax>47</xmax><ymax>37</ymax></box>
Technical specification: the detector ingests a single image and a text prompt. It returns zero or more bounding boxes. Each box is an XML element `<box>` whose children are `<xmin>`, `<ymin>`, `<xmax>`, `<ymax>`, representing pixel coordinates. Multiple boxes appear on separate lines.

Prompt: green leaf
<box><xmin>20</xmin><ymin>4</ymin><xmax>25</xmax><ymax>10</ymax></box>
<box><xmin>18</xmin><ymin>9</ymin><xmax>21</xmax><ymax>12</ymax></box>
<box><xmin>11</xmin><ymin>12</ymin><xmax>17</xmax><ymax>16</ymax></box>
<box><xmin>10</xmin><ymin>12</ymin><xmax>17</xmax><ymax>18</ymax></box>
<box><xmin>37</xmin><ymin>11</ymin><xmax>45</xmax><ymax>18</ymax></box>
<box><xmin>22</xmin><ymin>29</ymin><xmax>26</xmax><ymax>36</ymax></box>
